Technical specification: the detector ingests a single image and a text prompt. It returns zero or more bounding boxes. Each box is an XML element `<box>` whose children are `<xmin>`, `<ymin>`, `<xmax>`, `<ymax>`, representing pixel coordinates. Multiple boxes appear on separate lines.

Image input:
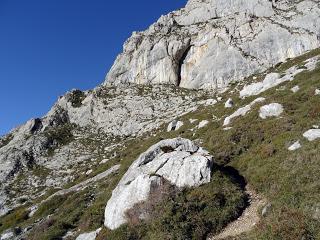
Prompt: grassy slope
<box><xmin>1</xmin><ymin>49</ymin><xmax>320</xmax><ymax>239</ymax></box>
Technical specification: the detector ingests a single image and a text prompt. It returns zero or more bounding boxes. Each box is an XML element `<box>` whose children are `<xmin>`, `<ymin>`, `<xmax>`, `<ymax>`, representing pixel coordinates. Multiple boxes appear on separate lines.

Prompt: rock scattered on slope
<box><xmin>315</xmin><ymin>89</ymin><xmax>320</xmax><ymax>95</ymax></box>
<box><xmin>224</xmin><ymin>98</ymin><xmax>234</xmax><ymax>108</ymax></box>
<box><xmin>104</xmin><ymin>138</ymin><xmax>213</xmax><ymax>230</ymax></box>
<box><xmin>259</xmin><ymin>103</ymin><xmax>284</xmax><ymax>119</ymax></box>
<box><xmin>198</xmin><ymin>120</ymin><xmax>210</xmax><ymax>128</ymax></box>
<box><xmin>303</xmin><ymin>129</ymin><xmax>320</xmax><ymax>141</ymax></box>
<box><xmin>223</xmin><ymin>98</ymin><xmax>265</xmax><ymax>126</ymax></box>
<box><xmin>167</xmin><ymin>120</ymin><xmax>184</xmax><ymax>132</ymax></box>
<box><xmin>291</xmin><ymin>86</ymin><xmax>300</xmax><ymax>93</ymax></box>
<box><xmin>240</xmin><ymin>57</ymin><xmax>319</xmax><ymax>98</ymax></box>
<box><xmin>288</xmin><ymin>141</ymin><xmax>301</xmax><ymax>151</ymax></box>
<box><xmin>76</xmin><ymin>228</ymin><xmax>102</xmax><ymax>240</ymax></box>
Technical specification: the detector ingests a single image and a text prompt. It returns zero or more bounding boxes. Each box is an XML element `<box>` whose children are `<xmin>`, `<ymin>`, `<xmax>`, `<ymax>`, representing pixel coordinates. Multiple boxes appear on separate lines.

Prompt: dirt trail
<box><xmin>210</xmin><ymin>186</ymin><xmax>266</xmax><ymax>240</ymax></box>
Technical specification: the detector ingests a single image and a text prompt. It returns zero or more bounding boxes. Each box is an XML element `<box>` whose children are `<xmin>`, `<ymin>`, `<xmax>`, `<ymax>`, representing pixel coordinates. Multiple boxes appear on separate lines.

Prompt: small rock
<box><xmin>100</xmin><ymin>159</ymin><xmax>109</xmax><ymax>164</ymax></box>
<box><xmin>303</xmin><ymin>129</ymin><xmax>320</xmax><ymax>141</ymax></box>
<box><xmin>28</xmin><ymin>205</ymin><xmax>38</xmax><ymax>218</ymax></box>
<box><xmin>262</xmin><ymin>203</ymin><xmax>272</xmax><ymax>217</ymax></box>
<box><xmin>198</xmin><ymin>120</ymin><xmax>209</xmax><ymax>128</ymax></box>
<box><xmin>288</xmin><ymin>141</ymin><xmax>301</xmax><ymax>151</ymax></box>
<box><xmin>224</xmin><ymin>98</ymin><xmax>234</xmax><ymax>108</ymax></box>
<box><xmin>291</xmin><ymin>85</ymin><xmax>300</xmax><ymax>93</ymax></box>
<box><xmin>86</xmin><ymin>170</ymin><xmax>93</xmax><ymax>175</ymax></box>
<box><xmin>189</xmin><ymin>119</ymin><xmax>197</xmax><ymax>124</ymax></box>
<box><xmin>76</xmin><ymin>228</ymin><xmax>102</xmax><ymax>240</ymax></box>
<box><xmin>259</xmin><ymin>103</ymin><xmax>284</xmax><ymax>119</ymax></box>
<box><xmin>167</xmin><ymin>120</ymin><xmax>184</xmax><ymax>132</ymax></box>
<box><xmin>315</xmin><ymin>89</ymin><xmax>320</xmax><ymax>95</ymax></box>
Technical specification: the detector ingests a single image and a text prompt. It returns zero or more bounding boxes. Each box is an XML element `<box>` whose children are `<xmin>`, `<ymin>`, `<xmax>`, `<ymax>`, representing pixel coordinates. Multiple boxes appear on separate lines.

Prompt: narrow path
<box><xmin>210</xmin><ymin>185</ymin><xmax>266</xmax><ymax>240</ymax></box>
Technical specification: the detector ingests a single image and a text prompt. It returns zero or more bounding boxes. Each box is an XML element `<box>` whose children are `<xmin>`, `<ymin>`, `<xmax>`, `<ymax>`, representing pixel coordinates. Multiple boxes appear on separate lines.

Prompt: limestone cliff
<box><xmin>105</xmin><ymin>0</ymin><xmax>320</xmax><ymax>89</ymax></box>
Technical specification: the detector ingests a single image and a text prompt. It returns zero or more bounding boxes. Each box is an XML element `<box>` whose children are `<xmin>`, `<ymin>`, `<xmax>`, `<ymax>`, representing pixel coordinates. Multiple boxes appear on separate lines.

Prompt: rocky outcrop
<box><xmin>104</xmin><ymin>138</ymin><xmax>213</xmax><ymax>230</ymax></box>
<box><xmin>0</xmin><ymin>85</ymin><xmax>209</xmax><ymax>217</ymax></box>
<box><xmin>105</xmin><ymin>0</ymin><xmax>320</xmax><ymax>89</ymax></box>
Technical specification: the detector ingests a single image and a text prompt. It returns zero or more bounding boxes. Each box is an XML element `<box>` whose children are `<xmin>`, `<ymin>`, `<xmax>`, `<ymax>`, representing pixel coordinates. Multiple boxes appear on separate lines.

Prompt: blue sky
<box><xmin>0</xmin><ymin>0</ymin><xmax>186</xmax><ymax>136</ymax></box>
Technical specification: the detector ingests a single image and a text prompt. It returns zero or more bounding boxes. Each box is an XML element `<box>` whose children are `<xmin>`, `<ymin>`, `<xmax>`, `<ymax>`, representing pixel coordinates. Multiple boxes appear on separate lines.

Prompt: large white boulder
<box><xmin>303</xmin><ymin>129</ymin><xmax>320</xmax><ymax>141</ymax></box>
<box><xmin>259</xmin><ymin>103</ymin><xmax>284</xmax><ymax>119</ymax></box>
<box><xmin>104</xmin><ymin>138</ymin><xmax>213</xmax><ymax>230</ymax></box>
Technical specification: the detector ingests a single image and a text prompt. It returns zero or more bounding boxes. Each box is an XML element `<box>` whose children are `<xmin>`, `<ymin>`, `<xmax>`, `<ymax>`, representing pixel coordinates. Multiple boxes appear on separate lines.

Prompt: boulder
<box><xmin>104</xmin><ymin>138</ymin><xmax>213</xmax><ymax>230</ymax></box>
<box><xmin>303</xmin><ymin>129</ymin><xmax>320</xmax><ymax>141</ymax></box>
<box><xmin>259</xmin><ymin>103</ymin><xmax>284</xmax><ymax>119</ymax></box>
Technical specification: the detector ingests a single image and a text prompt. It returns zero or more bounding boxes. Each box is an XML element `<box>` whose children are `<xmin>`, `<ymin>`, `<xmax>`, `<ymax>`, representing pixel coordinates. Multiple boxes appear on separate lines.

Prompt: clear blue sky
<box><xmin>0</xmin><ymin>0</ymin><xmax>186</xmax><ymax>136</ymax></box>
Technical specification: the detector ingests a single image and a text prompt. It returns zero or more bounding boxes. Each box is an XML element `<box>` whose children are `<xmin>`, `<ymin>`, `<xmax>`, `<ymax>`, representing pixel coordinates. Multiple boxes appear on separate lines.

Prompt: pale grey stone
<box><xmin>167</xmin><ymin>120</ymin><xmax>184</xmax><ymax>132</ymax></box>
<box><xmin>104</xmin><ymin>138</ymin><xmax>213</xmax><ymax>230</ymax></box>
<box><xmin>223</xmin><ymin>97</ymin><xmax>265</xmax><ymax>126</ymax></box>
<box><xmin>198</xmin><ymin>120</ymin><xmax>209</xmax><ymax>128</ymax></box>
<box><xmin>104</xmin><ymin>0</ymin><xmax>320</xmax><ymax>90</ymax></box>
<box><xmin>259</xmin><ymin>103</ymin><xmax>284</xmax><ymax>119</ymax></box>
<box><xmin>224</xmin><ymin>98</ymin><xmax>234</xmax><ymax>108</ymax></box>
<box><xmin>288</xmin><ymin>141</ymin><xmax>301</xmax><ymax>151</ymax></box>
<box><xmin>291</xmin><ymin>86</ymin><xmax>300</xmax><ymax>93</ymax></box>
<box><xmin>303</xmin><ymin>129</ymin><xmax>320</xmax><ymax>141</ymax></box>
<box><xmin>76</xmin><ymin>228</ymin><xmax>101</xmax><ymax>240</ymax></box>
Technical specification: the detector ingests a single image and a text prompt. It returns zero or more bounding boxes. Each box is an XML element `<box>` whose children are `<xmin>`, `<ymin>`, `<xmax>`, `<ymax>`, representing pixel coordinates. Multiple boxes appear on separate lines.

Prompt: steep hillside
<box><xmin>1</xmin><ymin>0</ymin><xmax>320</xmax><ymax>239</ymax></box>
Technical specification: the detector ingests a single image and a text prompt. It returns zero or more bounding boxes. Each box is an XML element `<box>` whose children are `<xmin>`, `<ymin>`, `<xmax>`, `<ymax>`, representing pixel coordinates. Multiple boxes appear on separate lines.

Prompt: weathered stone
<box><xmin>167</xmin><ymin>120</ymin><xmax>184</xmax><ymax>132</ymax></box>
<box><xmin>223</xmin><ymin>97</ymin><xmax>265</xmax><ymax>126</ymax></box>
<box><xmin>291</xmin><ymin>86</ymin><xmax>300</xmax><ymax>93</ymax></box>
<box><xmin>105</xmin><ymin>0</ymin><xmax>320</xmax><ymax>90</ymax></box>
<box><xmin>76</xmin><ymin>228</ymin><xmax>101</xmax><ymax>240</ymax></box>
<box><xmin>198</xmin><ymin>120</ymin><xmax>209</xmax><ymax>128</ymax></box>
<box><xmin>104</xmin><ymin>138</ymin><xmax>213</xmax><ymax>230</ymax></box>
<box><xmin>224</xmin><ymin>98</ymin><xmax>234</xmax><ymax>108</ymax></box>
<box><xmin>288</xmin><ymin>141</ymin><xmax>301</xmax><ymax>151</ymax></box>
<box><xmin>303</xmin><ymin>129</ymin><xmax>320</xmax><ymax>141</ymax></box>
<box><xmin>259</xmin><ymin>103</ymin><xmax>284</xmax><ymax>119</ymax></box>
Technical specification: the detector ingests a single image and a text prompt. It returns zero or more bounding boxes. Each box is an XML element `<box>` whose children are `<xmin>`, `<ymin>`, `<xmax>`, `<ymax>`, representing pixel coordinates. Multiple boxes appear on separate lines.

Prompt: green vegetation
<box><xmin>2</xmin><ymin>49</ymin><xmax>320</xmax><ymax>239</ymax></box>
<box><xmin>44</xmin><ymin>123</ymin><xmax>75</xmax><ymax>156</ymax></box>
<box><xmin>70</xmin><ymin>90</ymin><xmax>86</xmax><ymax>108</ymax></box>
<box><xmin>97</xmin><ymin>171</ymin><xmax>246</xmax><ymax>240</ymax></box>
<box><xmin>0</xmin><ymin>207</ymin><xmax>29</xmax><ymax>233</ymax></box>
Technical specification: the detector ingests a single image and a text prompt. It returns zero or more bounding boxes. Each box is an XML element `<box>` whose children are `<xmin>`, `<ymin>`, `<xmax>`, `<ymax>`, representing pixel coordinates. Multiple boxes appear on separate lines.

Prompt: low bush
<box><xmin>98</xmin><ymin>171</ymin><xmax>247</xmax><ymax>240</ymax></box>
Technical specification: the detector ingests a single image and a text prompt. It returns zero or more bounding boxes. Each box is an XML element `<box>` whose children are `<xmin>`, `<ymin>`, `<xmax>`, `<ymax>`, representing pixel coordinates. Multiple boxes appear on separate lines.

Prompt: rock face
<box><xmin>104</xmin><ymin>0</ymin><xmax>320</xmax><ymax>89</ymax></box>
<box><xmin>104</xmin><ymin>138</ymin><xmax>213</xmax><ymax>230</ymax></box>
<box><xmin>0</xmin><ymin>85</ymin><xmax>209</xmax><ymax>217</ymax></box>
<box><xmin>259</xmin><ymin>103</ymin><xmax>284</xmax><ymax>119</ymax></box>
